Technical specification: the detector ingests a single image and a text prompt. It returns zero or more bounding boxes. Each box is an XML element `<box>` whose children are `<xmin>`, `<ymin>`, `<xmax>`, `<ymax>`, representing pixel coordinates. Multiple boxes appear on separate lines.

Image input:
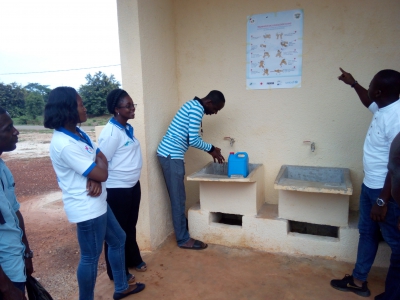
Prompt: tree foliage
<box><xmin>78</xmin><ymin>72</ymin><xmax>120</xmax><ymax>116</ymax></box>
<box><xmin>0</xmin><ymin>72</ymin><xmax>118</xmax><ymax>121</ymax></box>
<box><xmin>24</xmin><ymin>83</ymin><xmax>51</xmax><ymax>103</ymax></box>
<box><xmin>25</xmin><ymin>92</ymin><xmax>44</xmax><ymax>119</ymax></box>
<box><xmin>0</xmin><ymin>82</ymin><xmax>26</xmax><ymax>117</ymax></box>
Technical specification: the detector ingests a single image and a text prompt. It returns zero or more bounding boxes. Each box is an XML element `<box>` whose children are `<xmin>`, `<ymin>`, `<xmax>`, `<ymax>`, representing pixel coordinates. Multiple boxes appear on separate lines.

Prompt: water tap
<box><xmin>224</xmin><ymin>137</ymin><xmax>235</xmax><ymax>147</ymax></box>
<box><xmin>303</xmin><ymin>141</ymin><xmax>316</xmax><ymax>152</ymax></box>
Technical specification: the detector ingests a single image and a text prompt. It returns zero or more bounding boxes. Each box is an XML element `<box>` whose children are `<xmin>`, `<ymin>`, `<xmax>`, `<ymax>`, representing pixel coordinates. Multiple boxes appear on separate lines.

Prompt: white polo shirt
<box><xmin>363</xmin><ymin>99</ymin><xmax>400</xmax><ymax>189</ymax></box>
<box><xmin>98</xmin><ymin>118</ymin><xmax>142</xmax><ymax>188</ymax></box>
<box><xmin>49</xmin><ymin>127</ymin><xmax>107</xmax><ymax>223</ymax></box>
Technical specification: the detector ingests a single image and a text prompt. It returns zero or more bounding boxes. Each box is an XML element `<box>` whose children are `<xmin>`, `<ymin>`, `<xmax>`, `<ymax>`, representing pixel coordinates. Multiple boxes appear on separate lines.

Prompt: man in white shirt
<box><xmin>330</xmin><ymin>68</ymin><xmax>400</xmax><ymax>300</ymax></box>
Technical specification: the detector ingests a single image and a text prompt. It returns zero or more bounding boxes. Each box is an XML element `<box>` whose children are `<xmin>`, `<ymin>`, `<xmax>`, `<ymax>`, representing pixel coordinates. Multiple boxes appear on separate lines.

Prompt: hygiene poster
<box><xmin>246</xmin><ymin>9</ymin><xmax>303</xmax><ymax>90</ymax></box>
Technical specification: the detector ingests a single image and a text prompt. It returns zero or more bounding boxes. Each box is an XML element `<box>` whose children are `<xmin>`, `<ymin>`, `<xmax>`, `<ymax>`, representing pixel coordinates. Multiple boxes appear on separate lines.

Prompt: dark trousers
<box><xmin>104</xmin><ymin>181</ymin><xmax>143</xmax><ymax>280</ymax></box>
<box><xmin>0</xmin><ymin>281</ymin><xmax>25</xmax><ymax>300</ymax></box>
<box><xmin>353</xmin><ymin>184</ymin><xmax>400</xmax><ymax>299</ymax></box>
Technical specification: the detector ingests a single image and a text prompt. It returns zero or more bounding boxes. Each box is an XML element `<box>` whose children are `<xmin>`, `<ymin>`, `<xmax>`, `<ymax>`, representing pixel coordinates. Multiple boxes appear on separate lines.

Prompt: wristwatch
<box><xmin>24</xmin><ymin>250</ymin><xmax>34</xmax><ymax>259</ymax></box>
<box><xmin>376</xmin><ymin>198</ymin><xmax>386</xmax><ymax>207</ymax></box>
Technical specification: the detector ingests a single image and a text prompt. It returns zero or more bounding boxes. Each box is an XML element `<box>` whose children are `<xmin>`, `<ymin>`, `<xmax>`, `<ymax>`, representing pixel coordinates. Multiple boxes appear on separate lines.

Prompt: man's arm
<box><xmin>0</xmin><ymin>265</ymin><xmax>26</xmax><ymax>300</ymax></box>
<box><xmin>15</xmin><ymin>211</ymin><xmax>33</xmax><ymax>276</ymax></box>
<box><xmin>338</xmin><ymin>67</ymin><xmax>372</xmax><ymax>108</ymax></box>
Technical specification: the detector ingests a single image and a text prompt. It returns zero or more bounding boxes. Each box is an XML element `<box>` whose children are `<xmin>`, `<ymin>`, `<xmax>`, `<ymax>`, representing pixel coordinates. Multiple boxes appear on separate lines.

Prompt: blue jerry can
<box><xmin>228</xmin><ymin>152</ymin><xmax>249</xmax><ymax>178</ymax></box>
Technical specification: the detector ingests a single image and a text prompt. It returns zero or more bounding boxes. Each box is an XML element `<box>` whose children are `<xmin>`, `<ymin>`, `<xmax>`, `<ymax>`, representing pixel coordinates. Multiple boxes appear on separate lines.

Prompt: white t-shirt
<box><xmin>98</xmin><ymin>118</ymin><xmax>142</xmax><ymax>188</ymax></box>
<box><xmin>363</xmin><ymin>99</ymin><xmax>400</xmax><ymax>189</ymax></box>
<box><xmin>49</xmin><ymin>127</ymin><xmax>107</xmax><ymax>223</ymax></box>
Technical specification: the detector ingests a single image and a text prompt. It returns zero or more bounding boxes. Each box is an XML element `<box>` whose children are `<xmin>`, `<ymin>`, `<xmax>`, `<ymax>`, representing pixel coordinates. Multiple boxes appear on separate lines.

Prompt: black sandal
<box><xmin>179</xmin><ymin>239</ymin><xmax>208</xmax><ymax>250</ymax></box>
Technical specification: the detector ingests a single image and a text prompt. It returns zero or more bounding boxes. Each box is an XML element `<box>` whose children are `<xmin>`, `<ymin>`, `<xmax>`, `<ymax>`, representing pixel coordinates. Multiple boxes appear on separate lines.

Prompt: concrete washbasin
<box><xmin>187</xmin><ymin>162</ymin><xmax>264</xmax><ymax>215</ymax></box>
<box><xmin>274</xmin><ymin>165</ymin><xmax>352</xmax><ymax>195</ymax></box>
<box><xmin>187</xmin><ymin>162</ymin><xmax>262</xmax><ymax>182</ymax></box>
<box><xmin>274</xmin><ymin>165</ymin><xmax>353</xmax><ymax>227</ymax></box>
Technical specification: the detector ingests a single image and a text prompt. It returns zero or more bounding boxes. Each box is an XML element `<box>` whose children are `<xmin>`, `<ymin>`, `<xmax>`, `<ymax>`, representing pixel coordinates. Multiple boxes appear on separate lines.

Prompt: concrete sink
<box><xmin>187</xmin><ymin>162</ymin><xmax>264</xmax><ymax>215</ymax></box>
<box><xmin>187</xmin><ymin>162</ymin><xmax>261</xmax><ymax>182</ymax></box>
<box><xmin>274</xmin><ymin>165</ymin><xmax>352</xmax><ymax>195</ymax></box>
<box><xmin>274</xmin><ymin>165</ymin><xmax>353</xmax><ymax>227</ymax></box>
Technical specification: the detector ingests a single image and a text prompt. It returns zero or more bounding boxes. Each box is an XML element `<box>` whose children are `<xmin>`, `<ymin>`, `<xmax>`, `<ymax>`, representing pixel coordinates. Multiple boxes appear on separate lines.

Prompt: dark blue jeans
<box><xmin>158</xmin><ymin>155</ymin><xmax>190</xmax><ymax>246</ymax></box>
<box><xmin>76</xmin><ymin>206</ymin><xmax>128</xmax><ymax>300</ymax></box>
<box><xmin>353</xmin><ymin>184</ymin><xmax>400</xmax><ymax>299</ymax></box>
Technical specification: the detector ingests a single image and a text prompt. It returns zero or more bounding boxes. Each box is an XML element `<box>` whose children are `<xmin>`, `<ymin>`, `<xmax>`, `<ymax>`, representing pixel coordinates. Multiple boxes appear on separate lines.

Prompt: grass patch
<box><xmin>13</xmin><ymin>116</ymin><xmax>44</xmax><ymax>125</ymax></box>
<box><xmin>85</xmin><ymin>115</ymin><xmax>112</xmax><ymax>126</ymax></box>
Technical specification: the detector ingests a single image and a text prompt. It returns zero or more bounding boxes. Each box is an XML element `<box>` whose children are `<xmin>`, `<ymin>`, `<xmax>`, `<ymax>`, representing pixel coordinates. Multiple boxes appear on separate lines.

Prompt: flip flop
<box><xmin>127</xmin><ymin>274</ymin><xmax>136</xmax><ymax>285</ymax></box>
<box><xmin>113</xmin><ymin>283</ymin><xmax>145</xmax><ymax>300</ymax></box>
<box><xmin>179</xmin><ymin>239</ymin><xmax>208</xmax><ymax>250</ymax></box>
<box><xmin>135</xmin><ymin>261</ymin><xmax>147</xmax><ymax>272</ymax></box>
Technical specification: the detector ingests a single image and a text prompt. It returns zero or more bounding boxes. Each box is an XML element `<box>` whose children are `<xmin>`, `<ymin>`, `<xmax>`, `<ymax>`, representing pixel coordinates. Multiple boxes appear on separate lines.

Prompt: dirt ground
<box><xmin>2</xmin><ymin>130</ymin><xmax>104</xmax><ymax>300</ymax></box>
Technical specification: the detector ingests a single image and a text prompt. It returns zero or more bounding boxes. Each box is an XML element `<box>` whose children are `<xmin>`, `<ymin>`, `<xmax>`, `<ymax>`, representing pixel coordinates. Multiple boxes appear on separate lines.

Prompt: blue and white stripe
<box><xmin>157</xmin><ymin>99</ymin><xmax>212</xmax><ymax>159</ymax></box>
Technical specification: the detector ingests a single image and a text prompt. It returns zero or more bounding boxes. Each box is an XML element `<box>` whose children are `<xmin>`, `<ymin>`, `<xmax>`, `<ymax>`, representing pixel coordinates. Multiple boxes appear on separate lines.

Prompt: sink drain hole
<box><xmin>289</xmin><ymin>220</ymin><xmax>338</xmax><ymax>238</ymax></box>
<box><xmin>211</xmin><ymin>212</ymin><xmax>243</xmax><ymax>226</ymax></box>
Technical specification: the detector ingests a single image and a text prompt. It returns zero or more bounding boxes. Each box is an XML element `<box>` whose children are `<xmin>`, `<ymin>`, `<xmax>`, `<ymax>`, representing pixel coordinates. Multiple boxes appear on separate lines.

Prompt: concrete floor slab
<box><xmin>92</xmin><ymin>235</ymin><xmax>387</xmax><ymax>300</ymax></box>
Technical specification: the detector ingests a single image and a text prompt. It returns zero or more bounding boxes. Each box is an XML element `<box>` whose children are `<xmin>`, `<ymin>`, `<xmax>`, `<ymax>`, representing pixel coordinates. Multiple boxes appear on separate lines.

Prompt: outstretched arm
<box><xmin>338</xmin><ymin>67</ymin><xmax>372</xmax><ymax>108</ymax></box>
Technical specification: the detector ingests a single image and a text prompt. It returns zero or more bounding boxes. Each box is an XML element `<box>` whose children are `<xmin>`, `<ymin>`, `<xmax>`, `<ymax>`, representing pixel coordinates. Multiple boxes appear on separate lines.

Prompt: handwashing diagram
<box><xmin>247</xmin><ymin>9</ymin><xmax>303</xmax><ymax>90</ymax></box>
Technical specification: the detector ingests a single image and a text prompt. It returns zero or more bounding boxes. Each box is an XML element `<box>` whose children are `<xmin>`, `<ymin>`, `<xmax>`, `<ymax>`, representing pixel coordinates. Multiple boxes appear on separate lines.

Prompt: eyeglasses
<box><xmin>118</xmin><ymin>104</ymin><xmax>137</xmax><ymax>110</ymax></box>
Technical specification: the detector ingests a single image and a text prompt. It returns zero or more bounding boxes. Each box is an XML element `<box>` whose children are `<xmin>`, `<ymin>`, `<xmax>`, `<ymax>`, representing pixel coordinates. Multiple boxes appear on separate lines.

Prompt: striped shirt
<box><xmin>157</xmin><ymin>99</ymin><xmax>212</xmax><ymax>159</ymax></box>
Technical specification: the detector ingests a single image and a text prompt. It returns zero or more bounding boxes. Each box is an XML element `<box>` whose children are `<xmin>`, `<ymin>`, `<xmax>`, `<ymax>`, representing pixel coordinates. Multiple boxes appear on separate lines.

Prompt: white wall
<box><xmin>175</xmin><ymin>0</ymin><xmax>400</xmax><ymax>211</ymax></box>
<box><xmin>117</xmin><ymin>0</ymin><xmax>178</xmax><ymax>250</ymax></box>
<box><xmin>117</xmin><ymin>0</ymin><xmax>400</xmax><ymax>249</ymax></box>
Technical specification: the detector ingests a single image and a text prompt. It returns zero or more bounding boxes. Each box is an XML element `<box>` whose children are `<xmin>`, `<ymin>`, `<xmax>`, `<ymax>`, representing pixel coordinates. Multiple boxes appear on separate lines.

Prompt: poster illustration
<box><xmin>246</xmin><ymin>9</ymin><xmax>303</xmax><ymax>90</ymax></box>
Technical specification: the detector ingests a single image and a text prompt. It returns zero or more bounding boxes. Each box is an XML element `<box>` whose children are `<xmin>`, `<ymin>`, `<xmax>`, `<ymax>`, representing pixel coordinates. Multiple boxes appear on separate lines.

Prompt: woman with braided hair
<box><xmin>98</xmin><ymin>89</ymin><xmax>147</xmax><ymax>282</ymax></box>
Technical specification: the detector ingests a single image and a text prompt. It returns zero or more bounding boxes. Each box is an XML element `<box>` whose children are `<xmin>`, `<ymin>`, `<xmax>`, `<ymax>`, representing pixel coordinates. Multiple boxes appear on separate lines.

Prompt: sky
<box><xmin>0</xmin><ymin>0</ymin><xmax>122</xmax><ymax>90</ymax></box>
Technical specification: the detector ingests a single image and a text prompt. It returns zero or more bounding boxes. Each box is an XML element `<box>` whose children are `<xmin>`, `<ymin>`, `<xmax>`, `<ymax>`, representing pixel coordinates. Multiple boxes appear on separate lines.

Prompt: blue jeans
<box><xmin>76</xmin><ymin>206</ymin><xmax>128</xmax><ymax>300</ymax></box>
<box><xmin>353</xmin><ymin>184</ymin><xmax>400</xmax><ymax>299</ymax></box>
<box><xmin>158</xmin><ymin>155</ymin><xmax>190</xmax><ymax>246</ymax></box>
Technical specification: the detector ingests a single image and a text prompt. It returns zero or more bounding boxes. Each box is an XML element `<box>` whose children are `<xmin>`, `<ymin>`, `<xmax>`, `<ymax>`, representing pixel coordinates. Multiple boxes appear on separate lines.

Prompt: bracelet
<box><xmin>351</xmin><ymin>81</ymin><xmax>358</xmax><ymax>88</ymax></box>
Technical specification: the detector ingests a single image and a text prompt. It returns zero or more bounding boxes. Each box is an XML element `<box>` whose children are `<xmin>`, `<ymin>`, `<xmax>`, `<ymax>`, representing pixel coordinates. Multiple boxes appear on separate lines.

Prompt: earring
<box><xmin>118</xmin><ymin>112</ymin><xmax>120</xmax><ymax>115</ymax></box>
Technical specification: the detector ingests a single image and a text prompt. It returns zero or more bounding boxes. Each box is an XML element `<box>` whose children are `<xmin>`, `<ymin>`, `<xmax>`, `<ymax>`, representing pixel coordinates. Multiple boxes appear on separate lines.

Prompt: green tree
<box><xmin>0</xmin><ymin>82</ymin><xmax>26</xmax><ymax>117</ymax></box>
<box><xmin>78</xmin><ymin>72</ymin><xmax>120</xmax><ymax>116</ymax></box>
<box><xmin>25</xmin><ymin>92</ymin><xmax>44</xmax><ymax>119</ymax></box>
<box><xmin>24</xmin><ymin>83</ymin><xmax>51</xmax><ymax>103</ymax></box>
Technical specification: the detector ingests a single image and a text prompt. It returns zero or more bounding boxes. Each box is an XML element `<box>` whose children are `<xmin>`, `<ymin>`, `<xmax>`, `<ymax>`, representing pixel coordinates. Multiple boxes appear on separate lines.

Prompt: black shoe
<box><xmin>113</xmin><ymin>283</ymin><xmax>145</xmax><ymax>300</ymax></box>
<box><xmin>375</xmin><ymin>292</ymin><xmax>385</xmax><ymax>300</ymax></box>
<box><xmin>330</xmin><ymin>274</ymin><xmax>371</xmax><ymax>297</ymax></box>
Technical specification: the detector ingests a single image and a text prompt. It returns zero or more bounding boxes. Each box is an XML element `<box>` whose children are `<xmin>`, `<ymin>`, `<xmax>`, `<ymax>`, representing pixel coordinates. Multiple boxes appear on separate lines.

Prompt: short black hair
<box><xmin>375</xmin><ymin>69</ymin><xmax>400</xmax><ymax>97</ymax></box>
<box><xmin>0</xmin><ymin>107</ymin><xmax>6</xmax><ymax>115</ymax></box>
<box><xmin>44</xmin><ymin>87</ymin><xmax>79</xmax><ymax>129</ymax></box>
<box><xmin>205</xmin><ymin>90</ymin><xmax>225</xmax><ymax>105</ymax></box>
<box><xmin>106</xmin><ymin>89</ymin><xmax>129</xmax><ymax>115</ymax></box>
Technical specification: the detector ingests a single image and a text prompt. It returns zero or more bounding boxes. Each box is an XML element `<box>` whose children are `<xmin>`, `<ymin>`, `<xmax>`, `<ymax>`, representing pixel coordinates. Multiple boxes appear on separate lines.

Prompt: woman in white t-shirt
<box><xmin>98</xmin><ymin>89</ymin><xmax>146</xmax><ymax>280</ymax></box>
<box><xmin>44</xmin><ymin>87</ymin><xmax>145</xmax><ymax>300</ymax></box>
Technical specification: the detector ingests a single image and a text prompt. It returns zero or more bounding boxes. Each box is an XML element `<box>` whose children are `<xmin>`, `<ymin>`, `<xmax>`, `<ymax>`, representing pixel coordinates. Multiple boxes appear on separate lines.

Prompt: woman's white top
<box><xmin>49</xmin><ymin>127</ymin><xmax>107</xmax><ymax>223</ymax></box>
<box><xmin>98</xmin><ymin>118</ymin><xmax>143</xmax><ymax>188</ymax></box>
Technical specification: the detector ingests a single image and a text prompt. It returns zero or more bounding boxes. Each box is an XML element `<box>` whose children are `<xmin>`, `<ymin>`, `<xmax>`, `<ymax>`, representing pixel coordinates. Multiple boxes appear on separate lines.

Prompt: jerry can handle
<box><xmin>235</xmin><ymin>152</ymin><xmax>248</xmax><ymax>158</ymax></box>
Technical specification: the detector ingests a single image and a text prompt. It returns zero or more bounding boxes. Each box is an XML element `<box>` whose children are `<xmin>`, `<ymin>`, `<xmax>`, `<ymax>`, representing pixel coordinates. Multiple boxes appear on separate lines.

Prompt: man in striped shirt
<box><xmin>157</xmin><ymin>90</ymin><xmax>225</xmax><ymax>250</ymax></box>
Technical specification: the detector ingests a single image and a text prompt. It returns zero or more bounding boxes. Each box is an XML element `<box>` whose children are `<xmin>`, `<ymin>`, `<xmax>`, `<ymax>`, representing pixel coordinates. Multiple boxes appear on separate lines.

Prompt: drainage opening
<box><xmin>211</xmin><ymin>212</ymin><xmax>243</xmax><ymax>226</ymax></box>
<box><xmin>289</xmin><ymin>220</ymin><xmax>338</xmax><ymax>238</ymax></box>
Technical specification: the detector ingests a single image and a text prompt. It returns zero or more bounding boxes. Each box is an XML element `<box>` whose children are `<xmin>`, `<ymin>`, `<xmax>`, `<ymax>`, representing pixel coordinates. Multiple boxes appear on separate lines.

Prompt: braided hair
<box><xmin>106</xmin><ymin>89</ymin><xmax>129</xmax><ymax>115</ymax></box>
